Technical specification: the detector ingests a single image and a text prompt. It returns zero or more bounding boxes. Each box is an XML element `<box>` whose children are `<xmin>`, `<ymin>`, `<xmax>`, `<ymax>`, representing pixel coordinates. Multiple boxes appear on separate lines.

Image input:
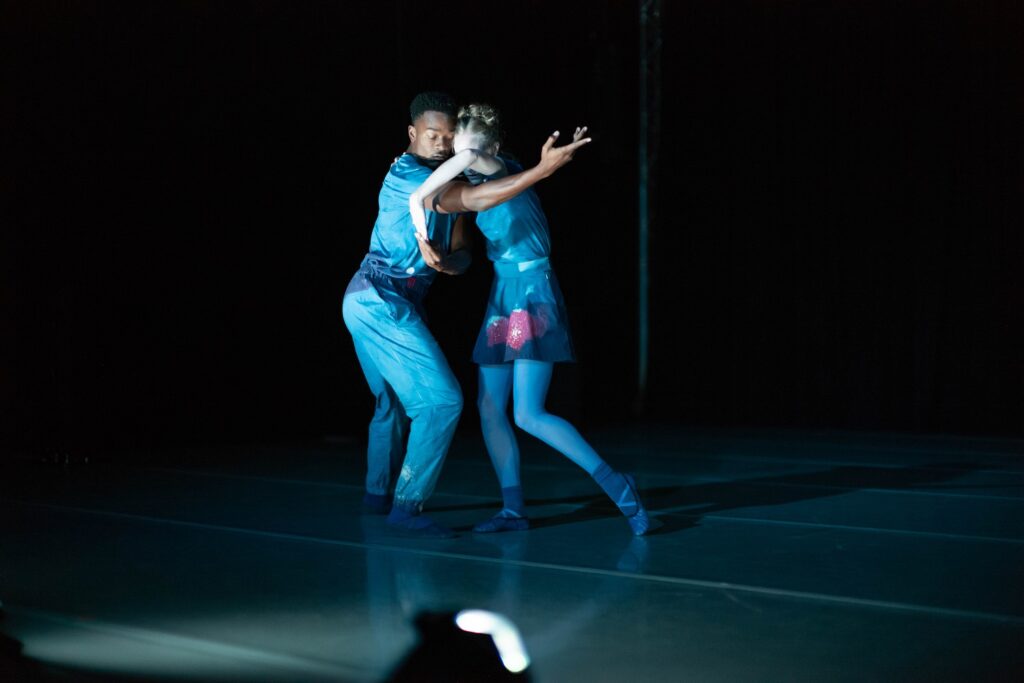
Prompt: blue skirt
<box><xmin>472</xmin><ymin>257</ymin><xmax>575</xmax><ymax>364</ymax></box>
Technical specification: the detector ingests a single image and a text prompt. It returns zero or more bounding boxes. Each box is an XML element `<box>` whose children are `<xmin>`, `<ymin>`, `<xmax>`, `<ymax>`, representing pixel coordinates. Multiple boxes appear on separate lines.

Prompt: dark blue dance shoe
<box><xmin>386</xmin><ymin>506</ymin><xmax>456</xmax><ymax>539</ymax></box>
<box><xmin>473</xmin><ymin>509</ymin><xmax>530</xmax><ymax>533</ymax></box>
<box><xmin>621</xmin><ymin>474</ymin><xmax>650</xmax><ymax>536</ymax></box>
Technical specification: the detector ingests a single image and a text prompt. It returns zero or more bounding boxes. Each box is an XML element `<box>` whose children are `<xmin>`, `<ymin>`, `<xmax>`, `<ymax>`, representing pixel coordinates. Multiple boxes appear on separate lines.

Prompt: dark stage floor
<box><xmin>2</xmin><ymin>426</ymin><xmax>1022</xmax><ymax>681</ymax></box>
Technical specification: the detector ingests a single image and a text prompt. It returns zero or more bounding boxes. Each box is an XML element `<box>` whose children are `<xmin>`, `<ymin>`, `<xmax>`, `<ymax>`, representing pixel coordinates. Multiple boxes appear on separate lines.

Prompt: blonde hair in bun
<box><xmin>456</xmin><ymin>102</ymin><xmax>502</xmax><ymax>149</ymax></box>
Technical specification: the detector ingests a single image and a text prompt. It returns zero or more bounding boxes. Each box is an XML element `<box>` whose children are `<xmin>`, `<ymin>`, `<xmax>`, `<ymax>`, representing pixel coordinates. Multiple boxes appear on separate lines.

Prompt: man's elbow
<box><xmin>434</xmin><ymin>180</ymin><xmax>483</xmax><ymax>214</ymax></box>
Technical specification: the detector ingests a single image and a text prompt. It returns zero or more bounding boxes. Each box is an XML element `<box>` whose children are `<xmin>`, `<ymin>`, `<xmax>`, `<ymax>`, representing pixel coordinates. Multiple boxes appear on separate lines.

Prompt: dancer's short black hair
<box><xmin>410</xmin><ymin>91</ymin><xmax>457</xmax><ymax>123</ymax></box>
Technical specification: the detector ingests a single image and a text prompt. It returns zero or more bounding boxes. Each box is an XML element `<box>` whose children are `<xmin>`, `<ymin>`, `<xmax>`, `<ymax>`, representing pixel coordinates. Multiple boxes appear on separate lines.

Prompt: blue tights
<box><xmin>477</xmin><ymin>361</ymin><xmax>649</xmax><ymax>535</ymax></box>
<box><xmin>478</xmin><ymin>361</ymin><xmax>605</xmax><ymax>488</ymax></box>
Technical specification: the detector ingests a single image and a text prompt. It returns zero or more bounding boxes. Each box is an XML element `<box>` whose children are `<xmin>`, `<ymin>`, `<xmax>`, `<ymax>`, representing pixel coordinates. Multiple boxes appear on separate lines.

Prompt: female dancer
<box><xmin>409</xmin><ymin>104</ymin><xmax>649</xmax><ymax>536</ymax></box>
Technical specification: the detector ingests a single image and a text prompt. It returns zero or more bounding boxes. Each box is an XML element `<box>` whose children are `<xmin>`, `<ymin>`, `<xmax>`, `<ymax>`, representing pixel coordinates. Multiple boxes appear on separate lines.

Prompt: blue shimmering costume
<box><xmin>342</xmin><ymin>153</ymin><xmax>463</xmax><ymax>511</ymax></box>
<box><xmin>470</xmin><ymin>158</ymin><xmax>575</xmax><ymax>365</ymax></box>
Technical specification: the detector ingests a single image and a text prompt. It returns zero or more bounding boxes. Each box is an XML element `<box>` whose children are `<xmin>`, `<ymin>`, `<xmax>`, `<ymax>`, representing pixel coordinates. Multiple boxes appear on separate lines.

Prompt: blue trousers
<box><xmin>342</xmin><ymin>275</ymin><xmax>463</xmax><ymax>510</ymax></box>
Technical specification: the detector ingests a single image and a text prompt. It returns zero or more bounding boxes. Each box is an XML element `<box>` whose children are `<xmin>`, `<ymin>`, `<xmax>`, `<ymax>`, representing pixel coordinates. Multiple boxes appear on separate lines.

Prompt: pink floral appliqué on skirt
<box><xmin>486</xmin><ymin>308</ymin><xmax>551</xmax><ymax>350</ymax></box>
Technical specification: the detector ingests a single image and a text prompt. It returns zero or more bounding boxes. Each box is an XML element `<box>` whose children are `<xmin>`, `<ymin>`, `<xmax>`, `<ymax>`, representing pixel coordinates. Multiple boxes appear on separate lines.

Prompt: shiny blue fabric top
<box><xmin>364</xmin><ymin>153</ymin><xmax>458</xmax><ymax>281</ymax></box>
<box><xmin>474</xmin><ymin>157</ymin><xmax>551</xmax><ymax>264</ymax></box>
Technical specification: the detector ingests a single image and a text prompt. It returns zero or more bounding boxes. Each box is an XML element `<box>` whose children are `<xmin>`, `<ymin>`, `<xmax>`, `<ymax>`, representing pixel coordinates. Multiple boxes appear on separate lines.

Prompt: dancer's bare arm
<box><xmin>430</xmin><ymin>128</ymin><xmax>590</xmax><ymax>215</ymax></box>
<box><xmin>409</xmin><ymin>150</ymin><xmax>505</xmax><ymax>238</ymax></box>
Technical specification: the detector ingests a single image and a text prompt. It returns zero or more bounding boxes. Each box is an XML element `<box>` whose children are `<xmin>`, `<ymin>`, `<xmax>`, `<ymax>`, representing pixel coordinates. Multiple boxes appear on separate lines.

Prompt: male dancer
<box><xmin>343</xmin><ymin>92</ymin><xmax>590</xmax><ymax>537</ymax></box>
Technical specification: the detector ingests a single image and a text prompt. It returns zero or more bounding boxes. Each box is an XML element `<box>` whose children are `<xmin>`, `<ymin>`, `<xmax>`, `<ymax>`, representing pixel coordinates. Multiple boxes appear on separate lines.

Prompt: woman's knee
<box><xmin>477</xmin><ymin>390</ymin><xmax>506</xmax><ymax>422</ymax></box>
<box><xmin>513</xmin><ymin>406</ymin><xmax>543</xmax><ymax>434</ymax></box>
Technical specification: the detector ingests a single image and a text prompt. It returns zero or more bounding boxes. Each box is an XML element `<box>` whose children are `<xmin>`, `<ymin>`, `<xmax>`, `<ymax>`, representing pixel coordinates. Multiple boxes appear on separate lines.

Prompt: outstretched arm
<box><xmin>409</xmin><ymin>150</ymin><xmax>505</xmax><ymax>238</ymax></box>
<box><xmin>435</xmin><ymin>127</ymin><xmax>590</xmax><ymax>214</ymax></box>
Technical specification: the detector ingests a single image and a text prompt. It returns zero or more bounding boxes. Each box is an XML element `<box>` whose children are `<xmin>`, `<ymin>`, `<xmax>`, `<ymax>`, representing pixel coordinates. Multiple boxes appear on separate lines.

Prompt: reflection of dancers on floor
<box><xmin>409</xmin><ymin>104</ymin><xmax>649</xmax><ymax>536</ymax></box>
<box><xmin>343</xmin><ymin>92</ymin><xmax>590</xmax><ymax>538</ymax></box>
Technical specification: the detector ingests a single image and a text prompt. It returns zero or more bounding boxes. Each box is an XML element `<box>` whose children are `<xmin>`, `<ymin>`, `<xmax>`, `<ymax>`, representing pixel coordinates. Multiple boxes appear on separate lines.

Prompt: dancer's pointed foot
<box><xmin>473</xmin><ymin>509</ymin><xmax>530</xmax><ymax>533</ymax></box>
<box><xmin>361</xmin><ymin>492</ymin><xmax>392</xmax><ymax>515</ymax></box>
<box><xmin>386</xmin><ymin>507</ymin><xmax>455</xmax><ymax>538</ymax></box>
<box><xmin>594</xmin><ymin>464</ymin><xmax>651</xmax><ymax>536</ymax></box>
<box><xmin>621</xmin><ymin>474</ymin><xmax>650</xmax><ymax>536</ymax></box>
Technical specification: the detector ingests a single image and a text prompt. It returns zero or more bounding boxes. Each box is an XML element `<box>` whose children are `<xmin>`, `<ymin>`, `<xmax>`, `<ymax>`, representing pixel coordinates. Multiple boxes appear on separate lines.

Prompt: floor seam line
<box><xmin>8</xmin><ymin>499</ymin><xmax>1023</xmax><ymax>627</ymax></box>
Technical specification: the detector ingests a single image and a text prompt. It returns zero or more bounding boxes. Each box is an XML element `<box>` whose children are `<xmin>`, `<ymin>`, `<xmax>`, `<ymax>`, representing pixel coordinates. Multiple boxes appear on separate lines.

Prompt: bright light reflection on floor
<box><xmin>455</xmin><ymin>609</ymin><xmax>531</xmax><ymax>673</ymax></box>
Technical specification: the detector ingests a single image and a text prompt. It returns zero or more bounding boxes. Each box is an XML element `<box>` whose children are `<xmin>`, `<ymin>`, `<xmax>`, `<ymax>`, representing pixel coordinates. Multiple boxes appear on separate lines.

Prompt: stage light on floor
<box><xmin>386</xmin><ymin>609</ymin><xmax>532</xmax><ymax>682</ymax></box>
<box><xmin>455</xmin><ymin>609</ymin><xmax>530</xmax><ymax>674</ymax></box>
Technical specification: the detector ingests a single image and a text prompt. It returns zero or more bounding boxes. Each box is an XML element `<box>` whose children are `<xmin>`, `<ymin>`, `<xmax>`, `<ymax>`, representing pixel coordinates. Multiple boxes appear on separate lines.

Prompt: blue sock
<box><xmin>501</xmin><ymin>485</ymin><xmax>526</xmax><ymax>517</ymax></box>
<box><xmin>592</xmin><ymin>463</ymin><xmax>637</xmax><ymax>516</ymax></box>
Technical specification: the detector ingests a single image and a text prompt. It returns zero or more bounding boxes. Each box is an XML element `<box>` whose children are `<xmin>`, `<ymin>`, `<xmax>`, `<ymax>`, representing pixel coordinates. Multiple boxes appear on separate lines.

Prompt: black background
<box><xmin>3</xmin><ymin>1</ymin><xmax>1021</xmax><ymax>458</ymax></box>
